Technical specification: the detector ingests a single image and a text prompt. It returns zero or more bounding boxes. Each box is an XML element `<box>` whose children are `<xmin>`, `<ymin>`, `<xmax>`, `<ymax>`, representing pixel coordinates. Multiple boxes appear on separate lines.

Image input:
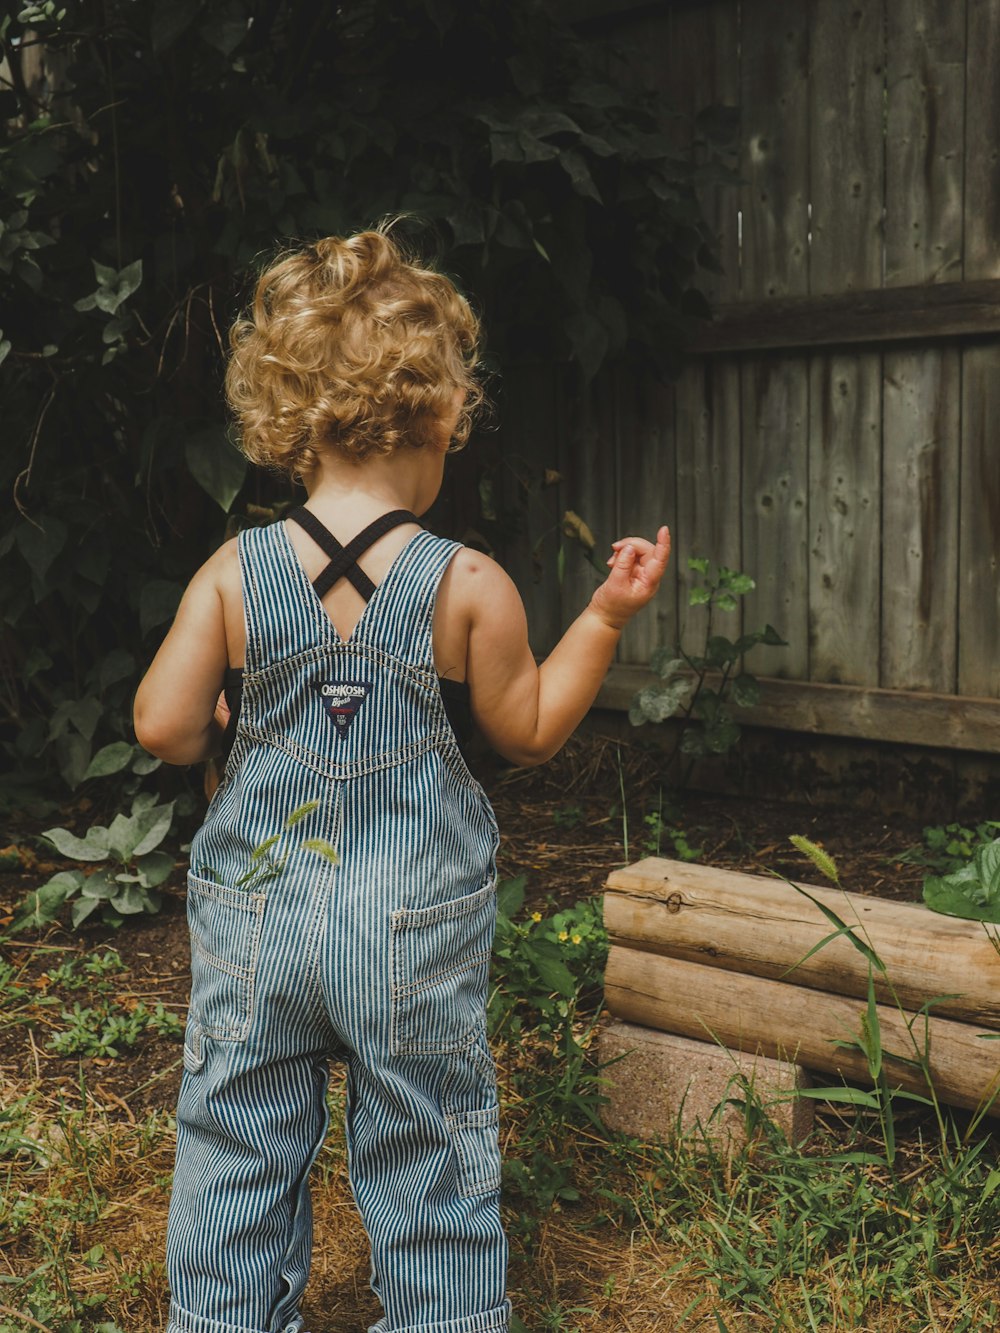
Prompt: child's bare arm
<box><xmin>133</xmin><ymin>542</ymin><xmax>236</xmax><ymax>765</ymax></box>
<box><xmin>463</xmin><ymin>526</ymin><xmax>670</xmax><ymax>765</ymax></box>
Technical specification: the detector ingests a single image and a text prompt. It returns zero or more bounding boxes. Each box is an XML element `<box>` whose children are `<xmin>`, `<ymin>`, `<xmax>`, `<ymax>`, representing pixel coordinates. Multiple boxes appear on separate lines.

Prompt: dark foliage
<box><xmin>0</xmin><ymin>0</ymin><xmax>733</xmax><ymax>789</ymax></box>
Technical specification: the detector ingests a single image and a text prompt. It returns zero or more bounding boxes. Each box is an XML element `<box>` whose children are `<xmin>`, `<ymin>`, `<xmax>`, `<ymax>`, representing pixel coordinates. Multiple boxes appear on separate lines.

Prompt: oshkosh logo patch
<box><xmin>314</xmin><ymin>681</ymin><xmax>373</xmax><ymax>738</ymax></box>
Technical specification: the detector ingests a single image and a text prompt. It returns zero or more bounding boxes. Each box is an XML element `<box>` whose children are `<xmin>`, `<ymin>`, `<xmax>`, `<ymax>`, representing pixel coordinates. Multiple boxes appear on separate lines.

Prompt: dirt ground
<box><xmin>0</xmin><ymin>734</ymin><xmax>936</xmax><ymax>1120</ymax></box>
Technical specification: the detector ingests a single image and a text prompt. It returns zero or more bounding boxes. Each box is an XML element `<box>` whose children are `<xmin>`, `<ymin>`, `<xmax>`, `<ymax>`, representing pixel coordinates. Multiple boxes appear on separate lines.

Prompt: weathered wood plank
<box><xmin>885</xmin><ymin>0</ymin><xmax>966</xmax><ymax>286</ymax></box>
<box><xmin>808</xmin><ymin>0</ymin><xmax>885</xmax><ymax>295</ymax></box>
<box><xmin>558</xmin><ymin>372</ymin><xmax>617</xmax><ymax>638</ymax></box>
<box><xmin>604</xmin><ymin>949</ymin><xmax>1000</xmax><ymax>1115</ymax></box>
<box><xmin>497</xmin><ymin>365</ymin><xmax>564</xmax><ymax>656</ymax></box>
<box><xmin>959</xmin><ymin>3</ymin><xmax>1000</xmax><ymax>701</ymax></box>
<box><xmin>739</xmin><ymin>0</ymin><xmax>809</xmax><ymax>300</ymax></box>
<box><xmin>881</xmin><ymin>348</ymin><xmax>961</xmax><ymax>692</ymax></box>
<box><xmin>616</xmin><ymin>368</ymin><xmax>678</xmax><ymax>666</ymax></box>
<box><xmin>596</xmin><ymin>666</ymin><xmax>1000</xmax><ymax>753</ymax></box>
<box><xmin>661</xmin><ymin>0</ymin><xmax>741</xmax><ymax>305</ymax></box>
<box><xmin>605</xmin><ymin>856</ymin><xmax>1000</xmax><ymax>1028</ymax></box>
<box><xmin>807</xmin><ymin>353</ymin><xmax>881</xmax><ymax>685</ymax></box>
<box><xmin>673</xmin><ymin>358</ymin><xmax>742</xmax><ymax>644</ymax></box>
<box><xmin>958</xmin><ymin>345</ymin><xmax>1000</xmax><ymax>697</ymax></box>
<box><xmin>691</xmin><ymin>280</ymin><xmax>1000</xmax><ymax>352</ymax></box>
<box><xmin>741</xmin><ymin>355</ymin><xmax>808</xmax><ymax>677</ymax></box>
<box><xmin>964</xmin><ymin>0</ymin><xmax>1000</xmax><ymax>280</ymax></box>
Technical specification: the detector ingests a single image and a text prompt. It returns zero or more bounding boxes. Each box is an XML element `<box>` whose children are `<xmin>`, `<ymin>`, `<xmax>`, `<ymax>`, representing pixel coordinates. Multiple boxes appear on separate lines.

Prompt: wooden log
<box><xmin>596</xmin><ymin>666</ymin><xmax>1000</xmax><ymax>754</ymax></box>
<box><xmin>604</xmin><ymin>948</ymin><xmax>1000</xmax><ymax>1116</ymax></box>
<box><xmin>605</xmin><ymin>857</ymin><xmax>1000</xmax><ymax>1030</ymax></box>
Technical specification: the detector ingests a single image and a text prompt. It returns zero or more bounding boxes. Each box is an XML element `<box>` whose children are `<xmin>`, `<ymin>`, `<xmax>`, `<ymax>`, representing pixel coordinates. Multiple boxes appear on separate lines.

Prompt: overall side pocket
<box><xmin>186</xmin><ymin>872</ymin><xmax>267</xmax><ymax>1046</ymax></box>
<box><xmin>442</xmin><ymin>1035</ymin><xmax>502</xmax><ymax>1199</ymax></box>
<box><xmin>390</xmin><ymin>879</ymin><xmax>496</xmax><ymax>1056</ymax></box>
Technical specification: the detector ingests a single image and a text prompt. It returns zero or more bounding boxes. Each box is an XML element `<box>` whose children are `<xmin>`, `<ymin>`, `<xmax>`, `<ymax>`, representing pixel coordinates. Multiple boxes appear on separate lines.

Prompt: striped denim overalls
<box><xmin>165</xmin><ymin>518</ymin><xmax>510</xmax><ymax>1333</ymax></box>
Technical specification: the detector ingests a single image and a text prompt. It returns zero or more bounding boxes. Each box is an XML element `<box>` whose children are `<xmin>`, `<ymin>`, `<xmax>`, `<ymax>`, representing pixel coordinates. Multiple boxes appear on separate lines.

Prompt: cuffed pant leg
<box><xmin>167</xmin><ymin>1040</ymin><xmax>329</xmax><ymax>1333</ymax></box>
<box><xmin>345</xmin><ymin>1045</ymin><xmax>508</xmax><ymax>1333</ymax></box>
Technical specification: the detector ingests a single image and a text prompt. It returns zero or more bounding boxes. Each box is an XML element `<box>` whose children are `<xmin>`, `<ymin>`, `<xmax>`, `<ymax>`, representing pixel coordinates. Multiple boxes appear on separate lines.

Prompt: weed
<box><xmin>47</xmin><ymin>998</ymin><xmax>183</xmax><ymax>1058</ymax></box>
<box><xmin>898</xmin><ymin>820</ymin><xmax>1000</xmax><ymax>876</ymax></box>
<box><xmin>13</xmin><ymin>793</ymin><xmax>176</xmax><ymax>929</ymax></box>
<box><xmin>629</xmin><ymin>556</ymin><xmax>786</xmax><ymax>780</ymax></box>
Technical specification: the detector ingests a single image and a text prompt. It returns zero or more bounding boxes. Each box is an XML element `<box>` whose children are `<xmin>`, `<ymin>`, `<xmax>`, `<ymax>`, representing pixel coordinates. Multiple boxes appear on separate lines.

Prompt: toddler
<box><xmin>133</xmin><ymin>227</ymin><xmax>670</xmax><ymax>1333</ymax></box>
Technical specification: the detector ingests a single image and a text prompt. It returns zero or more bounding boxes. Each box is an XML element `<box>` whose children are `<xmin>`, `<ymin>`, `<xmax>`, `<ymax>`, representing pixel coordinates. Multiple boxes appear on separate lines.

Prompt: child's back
<box><xmin>134</xmin><ymin>227</ymin><xmax>669</xmax><ymax>1333</ymax></box>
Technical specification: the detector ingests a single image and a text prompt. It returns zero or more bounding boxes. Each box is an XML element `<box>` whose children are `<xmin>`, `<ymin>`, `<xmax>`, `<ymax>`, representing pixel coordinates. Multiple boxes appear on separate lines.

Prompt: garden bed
<box><xmin>1</xmin><ymin>734</ymin><xmax>997</xmax><ymax>1332</ymax></box>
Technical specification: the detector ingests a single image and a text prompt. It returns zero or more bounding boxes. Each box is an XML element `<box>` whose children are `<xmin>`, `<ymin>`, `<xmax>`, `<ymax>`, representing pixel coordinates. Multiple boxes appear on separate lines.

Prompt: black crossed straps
<box><xmin>287</xmin><ymin>506</ymin><xmax>419</xmax><ymax>600</ymax></box>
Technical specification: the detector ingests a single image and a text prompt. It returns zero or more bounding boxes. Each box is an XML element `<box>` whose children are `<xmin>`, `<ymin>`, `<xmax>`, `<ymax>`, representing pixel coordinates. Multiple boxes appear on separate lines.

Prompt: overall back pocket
<box><xmin>391</xmin><ymin>879</ymin><xmax>496</xmax><ymax>1056</ymax></box>
<box><xmin>186</xmin><ymin>872</ymin><xmax>267</xmax><ymax>1045</ymax></box>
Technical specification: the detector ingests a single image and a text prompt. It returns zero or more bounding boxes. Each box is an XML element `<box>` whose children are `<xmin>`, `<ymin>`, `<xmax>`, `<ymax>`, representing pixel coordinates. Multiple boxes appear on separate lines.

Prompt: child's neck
<box><xmin>304</xmin><ymin>443</ymin><xmax>445</xmax><ymax>522</ymax></box>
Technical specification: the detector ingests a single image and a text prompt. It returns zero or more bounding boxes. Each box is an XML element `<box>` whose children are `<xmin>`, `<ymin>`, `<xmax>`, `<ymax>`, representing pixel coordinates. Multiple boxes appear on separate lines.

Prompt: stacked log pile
<box><xmin>603</xmin><ymin>858</ymin><xmax>1000</xmax><ymax>1116</ymax></box>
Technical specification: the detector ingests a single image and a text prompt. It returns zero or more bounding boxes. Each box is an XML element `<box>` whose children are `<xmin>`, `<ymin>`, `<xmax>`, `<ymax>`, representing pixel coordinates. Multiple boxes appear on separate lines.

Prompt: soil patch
<box><xmin>0</xmin><ymin>736</ymin><xmax>947</xmax><ymax>1116</ymax></box>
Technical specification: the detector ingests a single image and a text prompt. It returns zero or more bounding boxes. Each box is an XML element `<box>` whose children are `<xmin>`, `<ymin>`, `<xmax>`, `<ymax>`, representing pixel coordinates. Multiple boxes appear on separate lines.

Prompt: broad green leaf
<box><xmin>731</xmin><ymin>673</ymin><xmax>760</xmax><ymax>708</ymax></box>
<box><xmin>132</xmin><ymin>752</ymin><xmax>162</xmax><ymax>775</ymax></box>
<box><xmin>140</xmin><ymin>580</ymin><xmax>182</xmax><ymax>636</ymax></box>
<box><xmin>16</xmin><ymin>514</ymin><xmax>66</xmax><ymax>579</ymax></box>
<box><xmin>83</xmin><ymin>741</ymin><xmax>134</xmax><ymax>781</ymax></box>
<box><xmin>79</xmin><ymin>870</ymin><xmax>116</xmax><ymax>899</ymax></box>
<box><xmin>131</xmin><ymin>801</ymin><xmax>175</xmax><ymax>857</ymax></box>
<box><xmin>185</xmin><ymin>428</ymin><xmax>247</xmax><ymax>512</ymax></box>
<box><xmin>97</xmin><ymin>649</ymin><xmax>135</xmax><ymax>691</ymax></box>
<box><xmin>649</xmin><ymin>647</ymin><xmax>684</xmax><ymax>678</ymax></box>
<box><xmin>199</xmin><ymin>1</ymin><xmax>248</xmax><ymax>55</ymax></box>
<box><xmin>136</xmin><ymin>850</ymin><xmax>174</xmax><ymax>887</ymax></box>
<box><xmin>497</xmin><ymin>875</ymin><xmax>526</xmax><ymax>920</ymax></box>
<box><xmin>688</xmin><ymin>556</ymin><xmax>710</xmax><ymax>574</ymax></box>
<box><xmin>13</xmin><ymin>870</ymin><xmax>82</xmax><ymax>931</ymax></box>
<box><xmin>43</xmin><ymin>824</ymin><xmax>110</xmax><ymax>861</ymax></box>
<box><xmin>106</xmin><ymin>811</ymin><xmax>139</xmax><ymax>862</ymax></box>
<box><xmin>151</xmin><ymin>0</ymin><xmax>201</xmax><ymax>52</ymax></box>
<box><xmin>55</xmin><ymin>733</ymin><xmax>91</xmax><ymax>790</ymax></box>
<box><xmin>689</xmin><ymin>586</ymin><xmax>711</xmax><ymax>606</ymax></box>
<box><xmin>714</xmin><ymin>593</ymin><xmax>737</xmax><ymax>612</ymax></box>
<box><xmin>762</xmin><ymin>624</ymin><xmax>787</xmax><ymax>646</ymax></box>
<box><xmin>110</xmin><ymin>883</ymin><xmax>156</xmax><ymax>914</ymax></box>
<box><xmin>71</xmin><ymin>895</ymin><xmax>102</xmax><ymax>927</ymax></box>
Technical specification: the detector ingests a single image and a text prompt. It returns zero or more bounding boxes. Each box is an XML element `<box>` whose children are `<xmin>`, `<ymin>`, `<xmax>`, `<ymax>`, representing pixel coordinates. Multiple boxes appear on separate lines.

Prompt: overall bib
<box><xmin>165</xmin><ymin>516</ymin><xmax>509</xmax><ymax>1333</ymax></box>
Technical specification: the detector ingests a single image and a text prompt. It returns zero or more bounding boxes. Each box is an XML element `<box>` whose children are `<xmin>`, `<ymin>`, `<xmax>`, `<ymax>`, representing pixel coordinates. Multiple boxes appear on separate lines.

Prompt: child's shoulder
<box><xmin>445</xmin><ymin>544</ymin><xmax>523</xmax><ymax>621</ymax></box>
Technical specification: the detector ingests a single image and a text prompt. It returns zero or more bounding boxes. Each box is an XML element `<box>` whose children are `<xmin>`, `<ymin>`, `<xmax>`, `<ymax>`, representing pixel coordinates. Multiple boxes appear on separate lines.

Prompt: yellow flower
<box><xmin>558</xmin><ymin>930</ymin><xmax>569</xmax><ymax>942</ymax></box>
<box><xmin>571</xmin><ymin>933</ymin><xmax>582</xmax><ymax>945</ymax></box>
<box><xmin>531</xmin><ymin>911</ymin><xmax>542</xmax><ymax>923</ymax></box>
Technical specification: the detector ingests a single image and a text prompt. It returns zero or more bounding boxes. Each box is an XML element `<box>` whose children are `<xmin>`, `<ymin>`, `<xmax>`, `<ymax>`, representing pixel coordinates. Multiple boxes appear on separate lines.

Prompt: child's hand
<box><xmin>590</xmin><ymin>525</ymin><xmax>671</xmax><ymax>630</ymax></box>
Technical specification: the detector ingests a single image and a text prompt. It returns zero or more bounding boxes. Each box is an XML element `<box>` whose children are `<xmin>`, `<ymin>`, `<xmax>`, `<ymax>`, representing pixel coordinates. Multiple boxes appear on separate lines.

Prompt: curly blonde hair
<box><xmin>225</xmin><ymin>227</ymin><xmax>483</xmax><ymax>477</ymax></box>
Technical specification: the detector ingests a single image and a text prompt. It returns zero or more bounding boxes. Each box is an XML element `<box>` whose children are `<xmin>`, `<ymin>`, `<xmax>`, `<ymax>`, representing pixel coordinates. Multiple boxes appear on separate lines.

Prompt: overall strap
<box><xmin>286</xmin><ymin>507</ymin><xmax>418</xmax><ymax>600</ymax></box>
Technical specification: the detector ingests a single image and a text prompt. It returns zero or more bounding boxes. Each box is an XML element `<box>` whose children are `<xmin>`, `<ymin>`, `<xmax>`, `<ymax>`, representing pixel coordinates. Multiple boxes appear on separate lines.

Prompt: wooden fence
<box><xmin>497</xmin><ymin>0</ymin><xmax>1000</xmax><ymax>776</ymax></box>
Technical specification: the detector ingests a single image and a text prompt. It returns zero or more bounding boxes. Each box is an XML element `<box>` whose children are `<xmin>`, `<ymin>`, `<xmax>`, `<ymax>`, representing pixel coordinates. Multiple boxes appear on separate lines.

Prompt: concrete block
<box><xmin>598</xmin><ymin>1019</ymin><xmax>813</xmax><ymax>1150</ymax></box>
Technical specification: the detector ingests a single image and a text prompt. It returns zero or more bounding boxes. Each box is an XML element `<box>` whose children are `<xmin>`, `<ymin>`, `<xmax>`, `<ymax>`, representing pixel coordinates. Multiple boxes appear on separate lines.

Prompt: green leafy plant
<box><xmin>47</xmin><ymin>998</ymin><xmax>182</xmax><ymax>1058</ymax></box>
<box><xmin>1</xmin><ymin>0</ymin><xmax>731</xmax><ymax>793</ymax></box>
<box><xmin>629</xmin><ymin>556</ymin><xmax>785</xmax><ymax>774</ymax></box>
<box><xmin>197</xmin><ymin>799</ymin><xmax>339</xmax><ymax>891</ymax></box>
<box><xmin>13</xmin><ymin>793</ymin><xmax>175</xmax><ymax>929</ymax></box>
<box><xmin>898</xmin><ymin>820</ymin><xmax>1000</xmax><ymax>876</ymax></box>
<box><xmin>922</xmin><ymin>838</ymin><xmax>1000</xmax><ymax>924</ymax></box>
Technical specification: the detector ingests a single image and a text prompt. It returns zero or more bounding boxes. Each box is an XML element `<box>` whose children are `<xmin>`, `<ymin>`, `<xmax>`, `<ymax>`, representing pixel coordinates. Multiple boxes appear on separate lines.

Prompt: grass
<box><xmin>3</xmin><ymin>891</ymin><xmax>1000</xmax><ymax>1331</ymax></box>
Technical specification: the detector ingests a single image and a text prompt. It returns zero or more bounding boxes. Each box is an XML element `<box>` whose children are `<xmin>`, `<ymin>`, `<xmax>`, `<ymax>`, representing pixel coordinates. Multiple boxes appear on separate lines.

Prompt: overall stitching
<box><xmin>166</xmin><ymin>523</ymin><xmax>509</xmax><ymax>1333</ymax></box>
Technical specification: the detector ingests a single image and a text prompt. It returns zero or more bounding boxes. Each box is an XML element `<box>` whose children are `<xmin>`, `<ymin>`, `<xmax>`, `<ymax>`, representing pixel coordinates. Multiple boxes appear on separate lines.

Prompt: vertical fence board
<box><xmin>881</xmin><ymin>0</ymin><xmax>965</xmax><ymax>695</ymax></box>
<box><xmin>959</xmin><ymin>0</ymin><xmax>1000</xmax><ymax>701</ymax></box>
<box><xmin>674</xmin><ymin>359</ymin><xmax>742</xmax><ymax>649</ymax></box>
<box><xmin>807</xmin><ymin>355</ymin><xmax>882</xmax><ymax>684</ymax></box>
<box><xmin>809</xmin><ymin>0</ymin><xmax>886</xmax><ymax>295</ymax></box>
<box><xmin>807</xmin><ymin>1</ymin><xmax>885</xmax><ymax>687</ymax></box>
<box><xmin>741</xmin><ymin>355</ymin><xmax>809</xmax><ymax>678</ymax></box>
<box><xmin>740</xmin><ymin>1</ymin><xmax>810</xmax><ymax>299</ymax></box>
<box><xmin>881</xmin><ymin>350</ymin><xmax>961</xmax><ymax>692</ymax></box>
<box><xmin>964</xmin><ymin>0</ymin><xmax>1000</xmax><ymax>280</ymax></box>
<box><xmin>559</xmin><ymin>374</ymin><xmax>618</xmax><ymax>639</ymax></box>
<box><xmin>958</xmin><ymin>352</ymin><xmax>1000</xmax><ymax>697</ymax></box>
<box><xmin>885</xmin><ymin>0</ymin><xmax>966</xmax><ymax>285</ymax></box>
<box><xmin>738</xmin><ymin>3</ymin><xmax>809</xmax><ymax>679</ymax></box>
<box><xmin>617</xmin><ymin>369</ymin><xmax>678</xmax><ymax>666</ymax></box>
<box><xmin>496</xmin><ymin>365</ymin><xmax>564</xmax><ymax>656</ymax></box>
